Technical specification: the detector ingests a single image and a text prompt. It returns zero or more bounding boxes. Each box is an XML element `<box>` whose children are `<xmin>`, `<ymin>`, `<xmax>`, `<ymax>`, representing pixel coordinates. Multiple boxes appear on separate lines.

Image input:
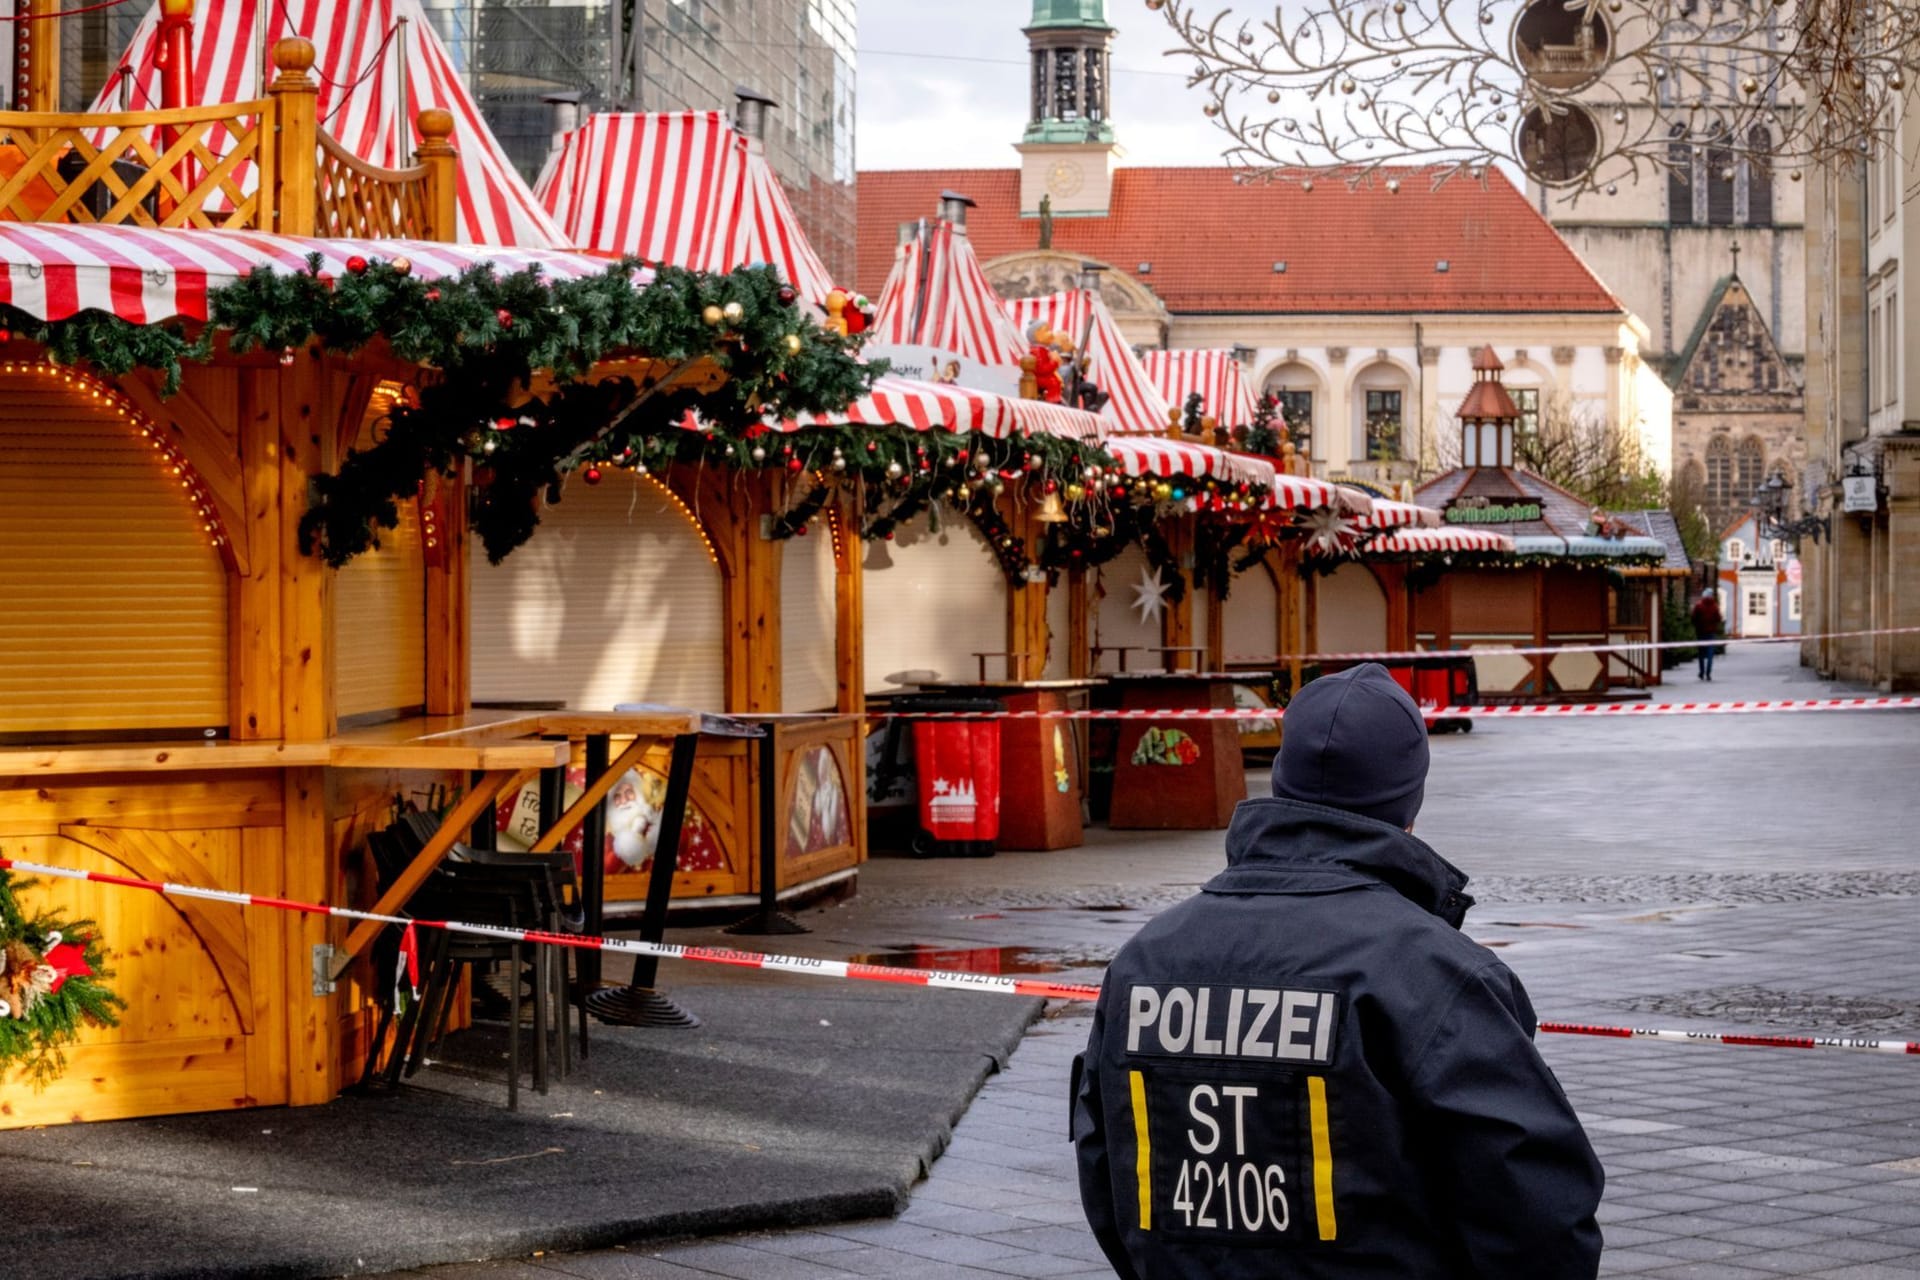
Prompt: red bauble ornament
<box><xmin>777</xmin><ymin>285</ymin><xmax>797</xmax><ymax>305</ymax></box>
<box><xmin>391</xmin><ymin>256</ymin><xmax>412</xmax><ymax>277</ymax></box>
<box><xmin>866</xmin><ymin>441</ymin><xmax>878</xmax><ymax>453</ymax></box>
<box><xmin>0</xmin><ymin>328</ymin><xmax>12</xmax><ymax>344</ymax></box>
<box><xmin>425</xmin><ymin>288</ymin><xmax>442</xmax><ymax>302</ymax></box>
<box><xmin>496</xmin><ymin>309</ymin><xmax>514</xmax><ymax>328</ymax></box>
<box><xmin>583</xmin><ymin>465</ymin><xmax>603</xmax><ymax>485</ymax></box>
<box><xmin>786</xmin><ymin>457</ymin><xmax>804</xmax><ymax>473</ymax></box>
<box><xmin>345</xmin><ymin>255</ymin><xmax>368</xmax><ymax>275</ymax></box>
<box><xmin>316</xmin><ymin>273</ymin><xmax>335</xmax><ymax>290</ymax></box>
<box><xmin>495</xmin><ymin>417</ymin><xmax>516</xmax><ymax>431</ymax></box>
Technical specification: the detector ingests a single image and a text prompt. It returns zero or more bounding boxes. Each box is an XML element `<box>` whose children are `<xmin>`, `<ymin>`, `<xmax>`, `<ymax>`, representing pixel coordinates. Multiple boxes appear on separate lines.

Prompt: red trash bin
<box><xmin>906</xmin><ymin>696</ymin><xmax>1002</xmax><ymax>857</ymax></box>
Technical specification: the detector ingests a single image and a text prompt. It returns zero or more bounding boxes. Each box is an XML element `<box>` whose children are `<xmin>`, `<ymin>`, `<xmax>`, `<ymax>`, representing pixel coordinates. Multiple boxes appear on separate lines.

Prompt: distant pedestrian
<box><xmin>1691</xmin><ymin>588</ymin><xmax>1724</xmax><ymax>681</ymax></box>
<box><xmin>1072</xmin><ymin>663</ymin><xmax>1604</xmax><ymax>1278</ymax></box>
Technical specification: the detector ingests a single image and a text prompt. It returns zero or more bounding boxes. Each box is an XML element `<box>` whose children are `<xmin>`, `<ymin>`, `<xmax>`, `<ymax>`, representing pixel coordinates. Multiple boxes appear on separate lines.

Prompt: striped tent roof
<box><xmin>1138</xmin><ymin>349</ymin><xmax>1257</xmax><ymax>429</ymax></box>
<box><xmin>1352</xmin><ymin>496</ymin><xmax>1444</xmax><ymax>531</ymax></box>
<box><xmin>1364</xmin><ymin>526</ymin><xmax>1515</xmax><ymax>555</ymax></box>
<box><xmin>0</xmin><ymin>222</ymin><xmax>616</xmax><ymax>322</ymax></box>
<box><xmin>1103</xmin><ymin>438</ymin><xmax>1338</xmax><ymax>510</ymax></box>
<box><xmin>871</xmin><ymin>221</ymin><xmax>1029</xmax><ymax>366</ymax></box>
<box><xmin>534</xmin><ymin>112</ymin><xmax>837</xmax><ymax>306</ymax></box>
<box><xmin>784</xmin><ymin>375</ymin><xmax>1104</xmax><ymax>441</ymax></box>
<box><xmin>1004</xmin><ymin>291</ymin><xmax>1172</xmax><ymax>436</ymax></box>
<box><xmin>91</xmin><ymin>0</ymin><xmax>564</xmax><ymax>248</ymax></box>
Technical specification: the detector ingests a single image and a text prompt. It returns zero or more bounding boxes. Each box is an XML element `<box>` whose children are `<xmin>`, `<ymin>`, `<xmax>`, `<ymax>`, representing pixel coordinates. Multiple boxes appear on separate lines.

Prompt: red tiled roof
<box><xmin>1458</xmin><ymin>380</ymin><xmax>1520</xmax><ymax>420</ymax></box>
<box><xmin>856</xmin><ymin>165</ymin><xmax>1623</xmax><ymax>316</ymax></box>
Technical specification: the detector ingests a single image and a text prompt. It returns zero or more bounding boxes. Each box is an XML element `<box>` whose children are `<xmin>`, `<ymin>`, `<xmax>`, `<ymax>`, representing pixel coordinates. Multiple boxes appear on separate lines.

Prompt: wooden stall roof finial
<box><xmin>272</xmin><ymin>37</ymin><xmax>317</xmax><ymax>79</ymax></box>
<box><xmin>417</xmin><ymin>109</ymin><xmax>457</xmax><ymax>153</ymax></box>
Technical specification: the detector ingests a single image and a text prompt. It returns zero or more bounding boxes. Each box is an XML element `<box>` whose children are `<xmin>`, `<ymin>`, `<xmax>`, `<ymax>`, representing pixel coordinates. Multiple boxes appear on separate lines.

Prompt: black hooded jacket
<box><xmin>1072</xmin><ymin>797</ymin><xmax>1603</xmax><ymax>1278</ymax></box>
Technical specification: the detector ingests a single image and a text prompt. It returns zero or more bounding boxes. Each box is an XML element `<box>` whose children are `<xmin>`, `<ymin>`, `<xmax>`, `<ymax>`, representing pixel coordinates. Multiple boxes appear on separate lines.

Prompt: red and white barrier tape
<box><xmin>1225</xmin><ymin>623</ymin><xmax>1920</xmax><ymax>666</ymax></box>
<box><xmin>871</xmin><ymin>696</ymin><xmax>1920</xmax><ymax>721</ymax></box>
<box><xmin>4</xmin><ymin>858</ymin><xmax>1915</xmax><ymax>1058</ymax></box>
<box><xmin>1538</xmin><ymin>1022</ymin><xmax>1920</xmax><ymax>1057</ymax></box>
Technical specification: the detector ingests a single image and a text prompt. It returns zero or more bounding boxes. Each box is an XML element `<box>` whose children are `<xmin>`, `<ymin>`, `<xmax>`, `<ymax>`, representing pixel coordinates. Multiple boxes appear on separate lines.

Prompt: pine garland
<box><xmin>0</xmin><ymin>870</ymin><xmax>123</xmax><ymax>1089</ymax></box>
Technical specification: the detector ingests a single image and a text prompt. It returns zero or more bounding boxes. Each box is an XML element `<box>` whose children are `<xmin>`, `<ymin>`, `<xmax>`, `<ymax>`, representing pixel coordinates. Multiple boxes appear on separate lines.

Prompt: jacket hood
<box><xmin>1207</xmin><ymin>796</ymin><xmax>1476</xmax><ymax>927</ymax></box>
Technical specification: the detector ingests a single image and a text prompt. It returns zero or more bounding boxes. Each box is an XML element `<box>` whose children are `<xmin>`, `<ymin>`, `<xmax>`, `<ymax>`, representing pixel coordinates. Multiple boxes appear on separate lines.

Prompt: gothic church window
<box><xmin>1706</xmin><ymin>436</ymin><xmax>1733</xmax><ymax>515</ymax></box>
<box><xmin>1735</xmin><ymin>436</ymin><xmax>1765</xmax><ymax>507</ymax></box>
<box><xmin>1668</xmin><ymin>126</ymin><xmax>1695</xmax><ymax>225</ymax></box>
<box><xmin>1746</xmin><ymin>126</ymin><xmax>1773</xmax><ymax>226</ymax></box>
<box><xmin>1706</xmin><ymin>141</ymin><xmax>1735</xmax><ymax>226</ymax></box>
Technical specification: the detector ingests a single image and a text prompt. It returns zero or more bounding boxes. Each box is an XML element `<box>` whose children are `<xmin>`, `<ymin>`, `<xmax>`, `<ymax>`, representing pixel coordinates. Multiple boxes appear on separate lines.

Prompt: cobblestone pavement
<box><xmin>399</xmin><ymin>647</ymin><xmax>1920</xmax><ymax>1279</ymax></box>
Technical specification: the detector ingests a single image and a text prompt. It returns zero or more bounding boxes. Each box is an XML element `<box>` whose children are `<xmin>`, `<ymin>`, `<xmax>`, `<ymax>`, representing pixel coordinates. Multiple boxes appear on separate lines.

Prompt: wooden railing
<box><xmin>0</xmin><ymin>99</ymin><xmax>277</xmax><ymax>229</ymax></box>
<box><xmin>0</xmin><ymin>39</ymin><xmax>459</xmax><ymax>242</ymax></box>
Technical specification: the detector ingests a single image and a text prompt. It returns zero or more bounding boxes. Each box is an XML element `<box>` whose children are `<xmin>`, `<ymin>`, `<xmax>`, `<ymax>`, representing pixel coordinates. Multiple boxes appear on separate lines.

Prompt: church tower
<box><xmin>1015</xmin><ymin>0</ymin><xmax>1123</xmax><ymax>218</ymax></box>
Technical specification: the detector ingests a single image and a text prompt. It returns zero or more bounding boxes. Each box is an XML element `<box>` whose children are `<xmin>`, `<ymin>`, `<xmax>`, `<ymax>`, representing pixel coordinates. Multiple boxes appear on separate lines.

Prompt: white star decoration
<box><xmin>1302</xmin><ymin>507</ymin><xmax>1359</xmax><ymax>558</ymax></box>
<box><xmin>1131</xmin><ymin>564</ymin><xmax>1172</xmax><ymax>626</ymax></box>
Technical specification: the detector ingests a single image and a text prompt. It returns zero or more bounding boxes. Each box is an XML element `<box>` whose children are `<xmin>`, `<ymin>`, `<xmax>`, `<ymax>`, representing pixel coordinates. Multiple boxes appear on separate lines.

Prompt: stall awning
<box><xmin>1365</xmin><ymin>526</ymin><xmax>1516</xmax><ymax>555</ymax></box>
<box><xmin>1005</xmin><ymin>291</ymin><xmax>1172</xmax><ymax>436</ymax></box>
<box><xmin>0</xmin><ymin>223</ymin><xmax>620</xmax><ymax>322</ymax></box>
<box><xmin>1352</xmin><ymin>497</ymin><xmax>1445</xmax><ymax>531</ymax></box>
<box><xmin>1103</xmin><ymin>437</ymin><xmax>1338</xmax><ymax>509</ymax></box>
<box><xmin>1510</xmin><ymin>534</ymin><xmax>1668</xmax><ymax>559</ymax></box>
<box><xmin>534</xmin><ymin>112</ymin><xmax>838</xmax><ymax>306</ymax></box>
<box><xmin>783</xmin><ymin>374</ymin><xmax>1104</xmax><ymax>440</ymax></box>
<box><xmin>95</xmin><ymin>0</ymin><xmax>565</xmax><ymax>248</ymax></box>
<box><xmin>872</xmin><ymin>221</ymin><xmax>1030</xmax><ymax>366</ymax></box>
<box><xmin>1138</xmin><ymin>349</ymin><xmax>1257</xmax><ymax>429</ymax></box>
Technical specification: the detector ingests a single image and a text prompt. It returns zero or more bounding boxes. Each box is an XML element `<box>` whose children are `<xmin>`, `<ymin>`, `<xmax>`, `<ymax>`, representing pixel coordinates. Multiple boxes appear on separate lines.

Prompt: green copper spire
<box><xmin>1027</xmin><ymin>0</ymin><xmax>1113</xmax><ymax>30</ymax></box>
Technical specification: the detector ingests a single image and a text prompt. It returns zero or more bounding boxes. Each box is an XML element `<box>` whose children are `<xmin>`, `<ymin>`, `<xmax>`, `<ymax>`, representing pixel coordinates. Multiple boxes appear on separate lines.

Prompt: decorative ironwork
<box><xmin>1150</xmin><ymin>0</ymin><xmax>1920</xmax><ymax>200</ymax></box>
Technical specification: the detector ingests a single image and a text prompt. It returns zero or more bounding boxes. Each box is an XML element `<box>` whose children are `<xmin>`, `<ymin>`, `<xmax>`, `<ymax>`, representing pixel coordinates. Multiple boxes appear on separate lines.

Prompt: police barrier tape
<box><xmin>865</xmin><ymin>697</ymin><xmax>1920</xmax><ymax>721</ymax></box>
<box><xmin>3</xmin><ymin>857</ymin><xmax>1915</xmax><ymax>1059</ymax></box>
<box><xmin>1224</xmin><ymin>623</ymin><xmax>1920</xmax><ymax>666</ymax></box>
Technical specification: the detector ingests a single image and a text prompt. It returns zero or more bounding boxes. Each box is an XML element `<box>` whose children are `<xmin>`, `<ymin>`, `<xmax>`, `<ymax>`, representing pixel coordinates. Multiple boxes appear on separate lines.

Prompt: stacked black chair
<box><xmin>363</xmin><ymin>814</ymin><xmax>583</xmax><ymax>1109</ymax></box>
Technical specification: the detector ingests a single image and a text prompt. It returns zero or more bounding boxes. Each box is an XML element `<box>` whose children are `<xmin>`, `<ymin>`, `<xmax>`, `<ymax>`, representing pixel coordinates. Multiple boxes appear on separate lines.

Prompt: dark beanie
<box><xmin>1273</xmin><ymin>663</ymin><xmax>1430</xmax><ymax>829</ymax></box>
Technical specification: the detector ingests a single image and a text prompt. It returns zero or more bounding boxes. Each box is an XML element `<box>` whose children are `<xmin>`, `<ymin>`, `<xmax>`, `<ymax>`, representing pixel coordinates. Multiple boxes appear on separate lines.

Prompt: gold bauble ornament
<box><xmin>785</xmin><ymin>333</ymin><xmax>803</xmax><ymax>355</ymax></box>
<box><xmin>723</xmin><ymin>300</ymin><xmax>746</xmax><ymax>323</ymax></box>
<box><xmin>1065</xmin><ymin>483</ymin><xmax>1086</xmax><ymax>501</ymax></box>
<box><xmin>702</xmin><ymin>304</ymin><xmax>724</xmax><ymax>326</ymax></box>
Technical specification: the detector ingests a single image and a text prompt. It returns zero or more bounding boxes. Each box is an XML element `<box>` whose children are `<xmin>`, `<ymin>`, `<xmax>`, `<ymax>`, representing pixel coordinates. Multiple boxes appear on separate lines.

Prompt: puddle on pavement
<box><xmin>849</xmin><ymin>944</ymin><xmax>1108</xmax><ymax>975</ymax></box>
<box><xmin>964</xmin><ymin>905</ymin><xmax>1134</xmax><ymax>919</ymax></box>
<box><xmin>1486</xmin><ymin>921</ymin><xmax>1588</xmax><ymax>929</ymax></box>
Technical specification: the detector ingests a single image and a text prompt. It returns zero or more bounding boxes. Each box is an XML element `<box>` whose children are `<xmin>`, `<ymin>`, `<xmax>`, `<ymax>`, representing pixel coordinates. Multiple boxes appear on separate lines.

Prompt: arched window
<box><xmin>1668</xmin><ymin>125</ymin><xmax>1695</xmax><ymax>225</ymax></box>
<box><xmin>1746</xmin><ymin>125</ymin><xmax>1773</xmax><ymax>226</ymax></box>
<box><xmin>1735</xmin><ymin>436</ymin><xmax>1766</xmax><ymax>507</ymax></box>
<box><xmin>1705</xmin><ymin>436</ymin><xmax>1733</xmax><ymax>515</ymax></box>
<box><xmin>1706</xmin><ymin>139</ymin><xmax>1736</xmax><ymax>226</ymax></box>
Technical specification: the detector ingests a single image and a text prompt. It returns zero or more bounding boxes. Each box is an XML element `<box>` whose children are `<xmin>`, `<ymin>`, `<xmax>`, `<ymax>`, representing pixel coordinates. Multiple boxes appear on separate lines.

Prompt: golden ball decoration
<box><xmin>702</xmin><ymin>304</ymin><xmax>725</xmax><ymax>326</ymax></box>
<box><xmin>722</xmin><ymin>300</ymin><xmax>745</xmax><ymax>323</ymax></box>
<box><xmin>784</xmin><ymin>333</ymin><xmax>803</xmax><ymax>355</ymax></box>
<box><xmin>1065</xmin><ymin>483</ymin><xmax>1087</xmax><ymax>501</ymax></box>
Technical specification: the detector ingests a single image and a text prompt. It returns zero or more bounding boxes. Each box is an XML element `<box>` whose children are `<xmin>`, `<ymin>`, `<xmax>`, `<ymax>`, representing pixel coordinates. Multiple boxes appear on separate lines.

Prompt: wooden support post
<box><xmin>19</xmin><ymin>0</ymin><xmax>59</xmax><ymax>112</ymax></box>
<box><xmin>232</xmin><ymin>371</ymin><xmax>284</xmax><ymax>740</ymax></box>
<box><xmin>423</xmin><ymin>465</ymin><xmax>470</xmax><ymax>715</ymax></box>
<box><xmin>278</xmin><ymin>351</ymin><xmax>334</xmax><ymax>741</ymax></box>
<box><xmin>833</xmin><ymin>485</ymin><xmax>865</xmax><ymax>713</ymax></box>
<box><xmin>724</xmin><ymin>474</ymin><xmax>782</xmax><ymax>713</ymax></box>
<box><xmin>1163</xmin><ymin>518</ymin><xmax>1196</xmax><ymax>666</ymax></box>
<box><xmin>268</xmin><ymin>38</ymin><xmax>318</xmax><ymax>237</ymax></box>
<box><xmin>1205</xmin><ymin>572</ymin><xmax>1226</xmax><ymax>671</ymax></box>
<box><xmin>1533</xmin><ymin>569</ymin><xmax>1549</xmax><ymax>696</ymax></box>
<box><xmin>415</xmin><ymin>109</ymin><xmax>459</xmax><ymax>243</ymax></box>
<box><xmin>1006</xmin><ymin>502</ymin><xmax>1048</xmax><ymax>681</ymax></box>
<box><xmin>283</xmin><ymin>765</ymin><xmax>334</xmax><ymax>1105</ymax></box>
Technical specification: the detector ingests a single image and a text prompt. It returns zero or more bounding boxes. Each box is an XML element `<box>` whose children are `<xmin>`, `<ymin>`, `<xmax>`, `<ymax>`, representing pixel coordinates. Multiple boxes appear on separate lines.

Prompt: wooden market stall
<box><xmin>1408</xmin><ymin>349</ymin><xmax>1675</xmax><ymax>698</ymax></box>
<box><xmin>0</xmin><ymin>33</ymin><xmax>877</xmax><ymax>1124</ymax></box>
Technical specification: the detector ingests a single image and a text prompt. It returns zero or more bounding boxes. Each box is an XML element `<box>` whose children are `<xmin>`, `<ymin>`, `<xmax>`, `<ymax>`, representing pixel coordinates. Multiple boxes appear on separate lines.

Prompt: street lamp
<box><xmin>1753</xmin><ymin>470</ymin><xmax>1828</xmax><ymax>546</ymax></box>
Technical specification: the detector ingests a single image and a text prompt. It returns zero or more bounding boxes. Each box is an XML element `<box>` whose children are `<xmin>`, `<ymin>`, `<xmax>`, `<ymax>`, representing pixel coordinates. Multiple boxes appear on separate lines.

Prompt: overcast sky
<box><xmin>855</xmin><ymin>0</ymin><xmax>1228</xmax><ymax>171</ymax></box>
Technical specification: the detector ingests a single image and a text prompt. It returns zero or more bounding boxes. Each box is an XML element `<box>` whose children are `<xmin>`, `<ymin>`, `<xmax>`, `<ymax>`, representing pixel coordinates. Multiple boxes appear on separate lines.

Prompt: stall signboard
<box><xmin>1843</xmin><ymin>474</ymin><xmax>1879</xmax><ymax>514</ymax></box>
<box><xmin>863</xmin><ymin>343</ymin><xmax>1022</xmax><ymax>398</ymax></box>
<box><xmin>1443</xmin><ymin>497</ymin><xmax>1542</xmax><ymax>524</ymax></box>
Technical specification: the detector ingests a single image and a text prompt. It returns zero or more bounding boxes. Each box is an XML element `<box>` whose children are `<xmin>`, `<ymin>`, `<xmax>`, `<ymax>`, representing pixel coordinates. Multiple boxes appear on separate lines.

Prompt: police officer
<box><xmin>1073</xmin><ymin>663</ymin><xmax>1602</xmax><ymax>1277</ymax></box>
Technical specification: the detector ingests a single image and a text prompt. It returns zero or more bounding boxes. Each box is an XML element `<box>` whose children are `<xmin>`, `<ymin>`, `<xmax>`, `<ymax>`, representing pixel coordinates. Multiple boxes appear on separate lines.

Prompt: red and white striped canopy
<box><xmin>1352</xmin><ymin>497</ymin><xmax>1445</xmax><ymax>531</ymax></box>
<box><xmin>871</xmin><ymin>221</ymin><xmax>1029</xmax><ymax>366</ymax></box>
<box><xmin>1365</xmin><ymin>526</ymin><xmax>1515</xmax><ymax>555</ymax></box>
<box><xmin>0</xmin><ymin>223</ymin><xmax>613</xmax><ymax>322</ymax></box>
<box><xmin>534</xmin><ymin>112</ymin><xmax>837</xmax><ymax>305</ymax></box>
<box><xmin>1138</xmin><ymin>348</ymin><xmax>1257</xmax><ymax>429</ymax></box>
<box><xmin>1104</xmin><ymin>438</ymin><xmax>1339</xmax><ymax>510</ymax></box>
<box><xmin>92</xmin><ymin>0</ymin><xmax>564</xmax><ymax>248</ymax></box>
<box><xmin>1004</xmin><ymin>291</ymin><xmax>1172</xmax><ymax>436</ymax></box>
<box><xmin>784</xmin><ymin>374</ymin><xmax>1104</xmax><ymax>441</ymax></box>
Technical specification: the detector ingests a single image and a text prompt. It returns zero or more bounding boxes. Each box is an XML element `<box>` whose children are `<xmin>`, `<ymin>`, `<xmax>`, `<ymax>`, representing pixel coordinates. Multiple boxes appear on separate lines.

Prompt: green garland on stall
<box><xmin>0</xmin><ymin>870</ymin><xmax>123</xmax><ymax>1089</ymax></box>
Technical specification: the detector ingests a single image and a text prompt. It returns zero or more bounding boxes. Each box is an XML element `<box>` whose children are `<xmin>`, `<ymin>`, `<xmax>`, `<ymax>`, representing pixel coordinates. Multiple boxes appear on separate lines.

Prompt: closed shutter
<box><xmin>470</xmin><ymin>472</ymin><xmax>725</xmax><ymax>711</ymax></box>
<box><xmin>1225</xmin><ymin>565</ymin><xmax>1279</xmax><ymax>664</ymax></box>
<box><xmin>1318</xmin><ymin>562</ymin><xmax>1389</xmax><ymax>654</ymax></box>
<box><xmin>862</xmin><ymin>518</ymin><xmax>1007</xmax><ymax>689</ymax></box>
<box><xmin>334</xmin><ymin>502</ymin><xmax>426</xmax><ymax>719</ymax></box>
<box><xmin>1093</xmin><ymin>545</ymin><xmax>1162</xmax><ymax>664</ymax></box>
<box><xmin>780</xmin><ymin>524</ymin><xmax>839</xmax><ymax>712</ymax></box>
<box><xmin>1044</xmin><ymin>572</ymin><xmax>1069</xmax><ymax>678</ymax></box>
<box><xmin>0</xmin><ymin>381</ymin><xmax>227</xmax><ymax>735</ymax></box>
